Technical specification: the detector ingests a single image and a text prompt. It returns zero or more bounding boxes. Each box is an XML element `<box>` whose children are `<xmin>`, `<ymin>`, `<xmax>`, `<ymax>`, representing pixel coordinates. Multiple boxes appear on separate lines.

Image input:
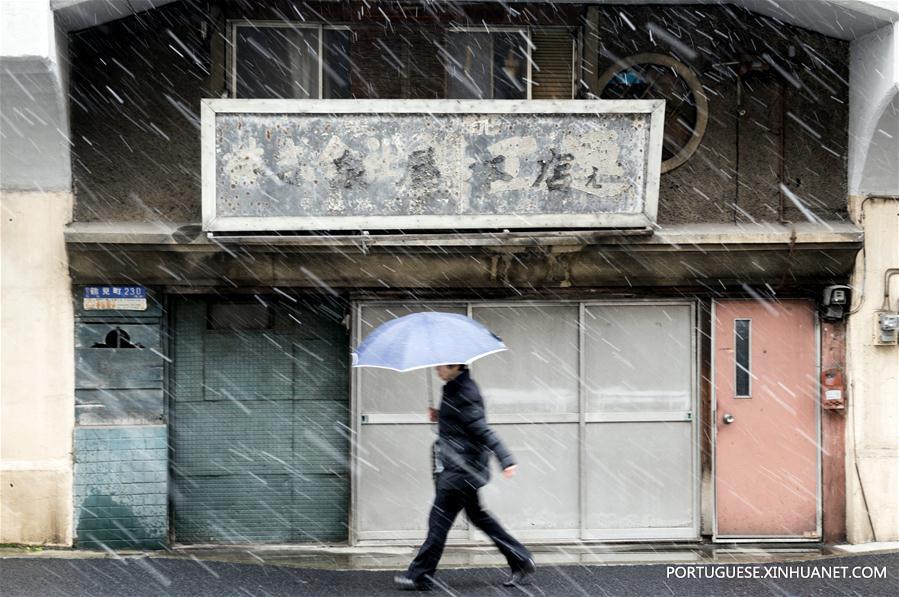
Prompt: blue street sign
<box><xmin>82</xmin><ymin>286</ymin><xmax>148</xmax><ymax>311</ymax></box>
<box><xmin>83</xmin><ymin>286</ymin><xmax>147</xmax><ymax>299</ymax></box>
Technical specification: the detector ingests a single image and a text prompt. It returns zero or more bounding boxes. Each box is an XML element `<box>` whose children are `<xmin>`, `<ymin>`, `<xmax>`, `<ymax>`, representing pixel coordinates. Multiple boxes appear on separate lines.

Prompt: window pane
<box><xmin>446</xmin><ymin>32</ymin><xmax>492</xmax><ymax>99</ymax></box>
<box><xmin>358</xmin><ymin>305</ymin><xmax>466</xmax><ymax>414</ymax></box>
<box><xmin>234</xmin><ymin>26</ymin><xmax>320</xmax><ymax>99</ymax></box>
<box><xmin>357</xmin><ymin>425</ymin><xmax>461</xmax><ymax>534</ymax></box>
<box><xmin>446</xmin><ymin>31</ymin><xmax>527</xmax><ymax>99</ymax></box>
<box><xmin>492</xmin><ymin>32</ymin><xmax>528</xmax><ymax>99</ymax></box>
<box><xmin>585</xmin><ymin>421</ymin><xmax>693</xmax><ymax>530</ymax></box>
<box><xmin>734</xmin><ymin>319</ymin><xmax>751</xmax><ymax>396</ymax></box>
<box><xmin>323</xmin><ymin>29</ymin><xmax>351</xmax><ymax>99</ymax></box>
<box><xmin>480</xmin><ymin>423</ymin><xmax>579</xmax><ymax>533</ymax></box>
<box><xmin>584</xmin><ymin>305</ymin><xmax>692</xmax><ymax>412</ymax></box>
<box><xmin>470</xmin><ymin>306</ymin><xmax>579</xmax><ymax>414</ymax></box>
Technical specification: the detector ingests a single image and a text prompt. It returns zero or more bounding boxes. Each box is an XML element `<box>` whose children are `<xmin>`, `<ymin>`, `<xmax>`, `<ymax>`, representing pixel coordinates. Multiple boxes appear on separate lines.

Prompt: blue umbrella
<box><xmin>352</xmin><ymin>312</ymin><xmax>507</xmax><ymax>372</ymax></box>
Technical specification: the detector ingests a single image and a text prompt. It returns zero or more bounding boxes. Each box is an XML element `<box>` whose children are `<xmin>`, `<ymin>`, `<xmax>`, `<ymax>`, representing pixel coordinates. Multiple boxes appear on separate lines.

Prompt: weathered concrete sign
<box><xmin>201</xmin><ymin>99</ymin><xmax>664</xmax><ymax>232</ymax></box>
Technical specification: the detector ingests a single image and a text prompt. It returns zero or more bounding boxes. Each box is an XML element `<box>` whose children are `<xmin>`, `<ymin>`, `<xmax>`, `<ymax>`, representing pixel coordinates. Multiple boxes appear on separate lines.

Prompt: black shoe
<box><xmin>503</xmin><ymin>558</ymin><xmax>536</xmax><ymax>587</ymax></box>
<box><xmin>394</xmin><ymin>575</ymin><xmax>432</xmax><ymax>591</ymax></box>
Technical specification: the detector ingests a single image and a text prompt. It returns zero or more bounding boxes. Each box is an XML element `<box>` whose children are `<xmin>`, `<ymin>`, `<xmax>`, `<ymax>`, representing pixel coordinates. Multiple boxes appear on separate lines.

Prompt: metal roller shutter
<box><xmin>170</xmin><ymin>297</ymin><xmax>349</xmax><ymax>543</ymax></box>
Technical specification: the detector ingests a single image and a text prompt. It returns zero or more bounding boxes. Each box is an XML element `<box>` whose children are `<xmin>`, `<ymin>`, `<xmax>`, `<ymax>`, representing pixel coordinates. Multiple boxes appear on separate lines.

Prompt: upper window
<box><xmin>230</xmin><ymin>22</ymin><xmax>575</xmax><ymax>101</ymax></box>
<box><xmin>230</xmin><ymin>22</ymin><xmax>350</xmax><ymax>99</ymax></box>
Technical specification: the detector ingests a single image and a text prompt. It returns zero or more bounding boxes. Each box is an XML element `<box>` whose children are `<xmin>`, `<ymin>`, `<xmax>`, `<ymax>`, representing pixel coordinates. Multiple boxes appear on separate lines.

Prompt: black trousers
<box><xmin>406</xmin><ymin>475</ymin><xmax>532</xmax><ymax>585</ymax></box>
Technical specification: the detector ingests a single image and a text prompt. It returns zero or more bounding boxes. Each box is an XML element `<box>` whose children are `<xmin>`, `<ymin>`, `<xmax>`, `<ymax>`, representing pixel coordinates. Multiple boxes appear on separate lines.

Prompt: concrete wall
<box><xmin>849</xmin><ymin>23</ymin><xmax>899</xmax><ymax>197</ymax></box>
<box><xmin>845</xmin><ymin>20</ymin><xmax>899</xmax><ymax>545</ymax></box>
<box><xmin>845</xmin><ymin>196</ymin><xmax>899</xmax><ymax>543</ymax></box>
<box><xmin>0</xmin><ymin>191</ymin><xmax>75</xmax><ymax>545</ymax></box>
<box><xmin>0</xmin><ymin>0</ymin><xmax>75</xmax><ymax>546</ymax></box>
<box><xmin>0</xmin><ymin>0</ymin><xmax>71</xmax><ymax>191</ymax></box>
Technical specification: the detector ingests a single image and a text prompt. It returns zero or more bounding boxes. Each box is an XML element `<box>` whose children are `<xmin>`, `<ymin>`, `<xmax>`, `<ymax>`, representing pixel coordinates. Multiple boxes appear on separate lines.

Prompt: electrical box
<box><xmin>875</xmin><ymin>311</ymin><xmax>899</xmax><ymax>345</ymax></box>
<box><xmin>821</xmin><ymin>285</ymin><xmax>851</xmax><ymax>320</ymax></box>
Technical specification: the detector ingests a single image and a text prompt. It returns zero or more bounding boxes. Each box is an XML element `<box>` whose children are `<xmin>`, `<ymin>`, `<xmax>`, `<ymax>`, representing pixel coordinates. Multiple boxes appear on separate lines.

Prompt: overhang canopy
<box><xmin>64</xmin><ymin>222</ymin><xmax>863</xmax><ymax>291</ymax></box>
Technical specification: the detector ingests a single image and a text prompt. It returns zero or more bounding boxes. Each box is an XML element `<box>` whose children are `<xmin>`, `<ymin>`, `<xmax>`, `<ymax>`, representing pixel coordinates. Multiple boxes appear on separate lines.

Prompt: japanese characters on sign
<box><xmin>83</xmin><ymin>286</ymin><xmax>148</xmax><ymax>311</ymax></box>
<box><xmin>203</xmin><ymin>100</ymin><xmax>663</xmax><ymax>232</ymax></box>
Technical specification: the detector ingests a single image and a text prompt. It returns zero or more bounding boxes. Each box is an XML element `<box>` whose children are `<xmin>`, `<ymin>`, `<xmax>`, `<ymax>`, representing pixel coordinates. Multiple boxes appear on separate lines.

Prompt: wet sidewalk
<box><xmin>2</xmin><ymin>541</ymin><xmax>897</xmax><ymax>570</ymax></box>
<box><xmin>1</xmin><ymin>545</ymin><xmax>896</xmax><ymax>596</ymax></box>
<box><xmin>134</xmin><ymin>541</ymin><xmax>883</xmax><ymax>570</ymax></box>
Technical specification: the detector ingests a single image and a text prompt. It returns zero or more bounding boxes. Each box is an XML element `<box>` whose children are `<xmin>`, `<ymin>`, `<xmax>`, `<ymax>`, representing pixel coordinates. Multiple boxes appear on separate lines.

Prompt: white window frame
<box><xmin>228</xmin><ymin>20</ymin><xmax>351</xmax><ymax>99</ymax></box>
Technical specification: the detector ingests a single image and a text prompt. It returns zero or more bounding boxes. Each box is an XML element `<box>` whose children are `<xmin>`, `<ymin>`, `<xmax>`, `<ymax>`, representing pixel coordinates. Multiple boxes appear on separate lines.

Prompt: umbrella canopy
<box><xmin>352</xmin><ymin>312</ymin><xmax>507</xmax><ymax>372</ymax></box>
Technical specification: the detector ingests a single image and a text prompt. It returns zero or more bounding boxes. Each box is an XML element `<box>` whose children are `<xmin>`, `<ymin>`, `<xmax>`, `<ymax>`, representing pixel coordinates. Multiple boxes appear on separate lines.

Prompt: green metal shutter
<box><xmin>170</xmin><ymin>297</ymin><xmax>349</xmax><ymax>543</ymax></box>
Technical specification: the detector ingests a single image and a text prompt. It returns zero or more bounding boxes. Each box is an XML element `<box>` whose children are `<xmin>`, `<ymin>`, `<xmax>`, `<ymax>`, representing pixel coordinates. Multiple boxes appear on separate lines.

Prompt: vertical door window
<box><xmin>734</xmin><ymin>319</ymin><xmax>751</xmax><ymax>397</ymax></box>
<box><xmin>355</xmin><ymin>305</ymin><xmax>470</xmax><ymax>539</ymax></box>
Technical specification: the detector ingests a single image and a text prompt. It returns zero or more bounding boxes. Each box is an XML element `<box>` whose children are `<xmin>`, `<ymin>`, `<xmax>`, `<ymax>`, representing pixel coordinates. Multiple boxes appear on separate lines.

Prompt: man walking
<box><xmin>394</xmin><ymin>364</ymin><xmax>536</xmax><ymax>591</ymax></box>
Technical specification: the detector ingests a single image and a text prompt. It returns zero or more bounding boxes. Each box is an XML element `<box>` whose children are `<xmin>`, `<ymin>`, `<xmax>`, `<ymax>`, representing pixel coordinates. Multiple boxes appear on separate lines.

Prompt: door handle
<box><xmin>723</xmin><ymin>413</ymin><xmax>735</xmax><ymax>424</ymax></box>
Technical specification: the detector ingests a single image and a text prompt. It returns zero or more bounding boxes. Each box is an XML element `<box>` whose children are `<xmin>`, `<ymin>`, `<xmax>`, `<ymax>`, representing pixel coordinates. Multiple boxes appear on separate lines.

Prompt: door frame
<box><xmin>710</xmin><ymin>299</ymin><xmax>822</xmax><ymax>542</ymax></box>
<box><xmin>350</xmin><ymin>298</ymin><xmax>701</xmax><ymax>545</ymax></box>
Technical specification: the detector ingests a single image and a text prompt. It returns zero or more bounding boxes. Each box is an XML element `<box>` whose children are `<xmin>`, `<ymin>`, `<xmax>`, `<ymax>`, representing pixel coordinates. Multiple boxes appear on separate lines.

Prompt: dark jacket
<box><xmin>435</xmin><ymin>369</ymin><xmax>515</xmax><ymax>490</ymax></box>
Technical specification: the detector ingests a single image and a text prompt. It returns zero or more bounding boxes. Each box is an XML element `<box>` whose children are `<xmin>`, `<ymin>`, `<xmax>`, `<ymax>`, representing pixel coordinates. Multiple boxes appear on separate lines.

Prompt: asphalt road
<box><xmin>1</xmin><ymin>552</ymin><xmax>896</xmax><ymax>596</ymax></box>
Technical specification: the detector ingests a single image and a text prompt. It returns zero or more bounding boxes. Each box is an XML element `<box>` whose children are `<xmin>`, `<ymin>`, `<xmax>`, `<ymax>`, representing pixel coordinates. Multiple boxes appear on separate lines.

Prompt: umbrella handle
<box><xmin>425</xmin><ymin>369</ymin><xmax>438</xmax><ymax>436</ymax></box>
<box><xmin>426</xmin><ymin>368</ymin><xmax>434</xmax><ymax>409</ymax></box>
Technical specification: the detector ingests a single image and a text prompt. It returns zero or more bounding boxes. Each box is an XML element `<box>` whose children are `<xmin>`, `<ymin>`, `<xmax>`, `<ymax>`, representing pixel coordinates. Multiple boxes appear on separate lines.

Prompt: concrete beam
<box><xmin>64</xmin><ymin>220</ymin><xmax>864</xmax><ymax>247</ymax></box>
<box><xmin>50</xmin><ymin>0</ymin><xmax>179</xmax><ymax>32</ymax></box>
<box><xmin>64</xmin><ymin>223</ymin><xmax>863</xmax><ymax>290</ymax></box>
<box><xmin>0</xmin><ymin>0</ymin><xmax>71</xmax><ymax>191</ymax></box>
<box><xmin>456</xmin><ymin>1</ymin><xmax>898</xmax><ymax>40</ymax></box>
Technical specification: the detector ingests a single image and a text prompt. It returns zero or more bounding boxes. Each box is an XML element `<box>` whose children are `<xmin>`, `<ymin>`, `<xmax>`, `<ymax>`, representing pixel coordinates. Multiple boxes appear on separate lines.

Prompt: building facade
<box><xmin>2</xmin><ymin>0</ymin><xmax>897</xmax><ymax>549</ymax></box>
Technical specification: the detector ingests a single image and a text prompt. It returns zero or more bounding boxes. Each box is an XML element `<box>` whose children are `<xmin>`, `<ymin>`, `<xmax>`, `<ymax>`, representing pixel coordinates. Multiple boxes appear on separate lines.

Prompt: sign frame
<box><xmin>82</xmin><ymin>286</ymin><xmax>148</xmax><ymax>311</ymax></box>
<box><xmin>201</xmin><ymin>99</ymin><xmax>665</xmax><ymax>233</ymax></box>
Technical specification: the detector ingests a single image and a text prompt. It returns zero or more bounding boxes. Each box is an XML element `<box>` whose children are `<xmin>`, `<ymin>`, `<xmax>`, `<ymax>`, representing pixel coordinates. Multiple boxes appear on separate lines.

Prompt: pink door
<box><xmin>713</xmin><ymin>299</ymin><xmax>819</xmax><ymax>539</ymax></box>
